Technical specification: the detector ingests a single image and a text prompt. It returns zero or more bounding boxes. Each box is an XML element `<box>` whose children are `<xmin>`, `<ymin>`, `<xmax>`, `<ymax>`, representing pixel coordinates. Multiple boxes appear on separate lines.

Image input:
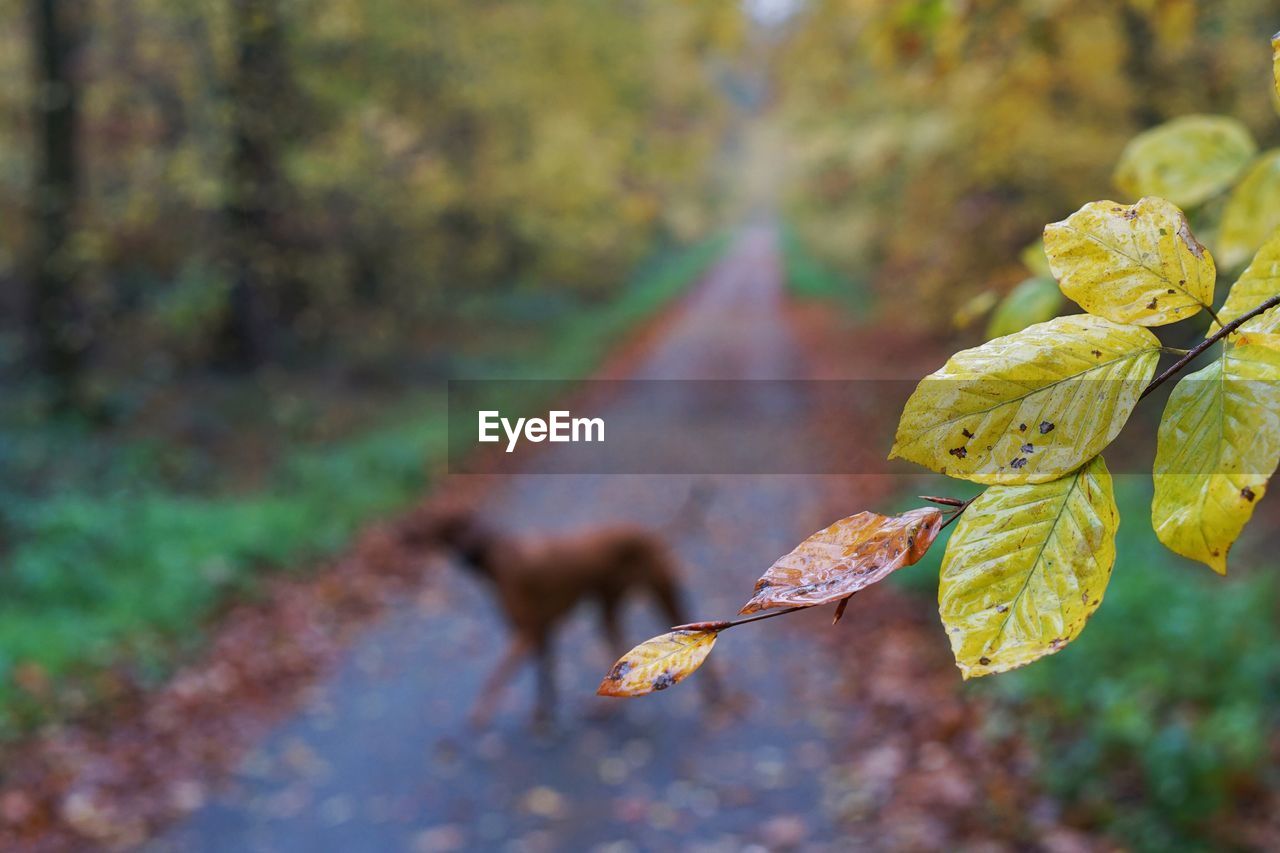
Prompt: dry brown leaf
<box><xmin>597</xmin><ymin>630</ymin><xmax>718</xmax><ymax>698</ymax></box>
<box><xmin>740</xmin><ymin>508</ymin><xmax>944</xmax><ymax>615</ymax></box>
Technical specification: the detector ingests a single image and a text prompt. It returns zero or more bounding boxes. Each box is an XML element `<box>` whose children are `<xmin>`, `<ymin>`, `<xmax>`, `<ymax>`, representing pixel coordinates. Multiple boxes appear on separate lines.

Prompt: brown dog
<box><xmin>405</xmin><ymin>504</ymin><xmax>702</xmax><ymax>726</ymax></box>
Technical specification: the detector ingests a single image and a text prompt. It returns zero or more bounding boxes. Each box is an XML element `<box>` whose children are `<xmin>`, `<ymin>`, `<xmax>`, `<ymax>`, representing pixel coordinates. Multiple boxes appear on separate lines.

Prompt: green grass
<box><xmin>0</xmin><ymin>233</ymin><xmax>727</xmax><ymax>735</ymax></box>
<box><xmin>890</xmin><ymin>476</ymin><xmax>1280</xmax><ymax>851</ymax></box>
<box><xmin>779</xmin><ymin>223</ymin><xmax>873</xmax><ymax>312</ymax></box>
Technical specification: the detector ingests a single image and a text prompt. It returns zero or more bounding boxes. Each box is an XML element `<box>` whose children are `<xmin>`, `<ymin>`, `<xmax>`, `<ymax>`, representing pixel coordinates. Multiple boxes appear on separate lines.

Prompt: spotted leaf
<box><xmin>597</xmin><ymin>630</ymin><xmax>717</xmax><ymax>698</ymax></box>
<box><xmin>1152</xmin><ymin>344</ymin><xmax>1280</xmax><ymax>574</ymax></box>
<box><xmin>890</xmin><ymin>315</ymin><xmax>1159</xmax><ymax>485</ymax></box>
<box><xmin>940</xmin><ymin>456</ymin><xmax>1118</xmax><ymax>678</ymax></box>
<box><xmin>1044</xmin><ymin>197</ymin><xmax>1216</xmax><ymax>326</ymax></box>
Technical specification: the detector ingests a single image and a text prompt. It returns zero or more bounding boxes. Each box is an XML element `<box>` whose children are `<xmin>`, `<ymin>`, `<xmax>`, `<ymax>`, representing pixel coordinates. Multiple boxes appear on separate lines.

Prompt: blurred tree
<box><xmin>0</xmin><ymin>0</ymin><xmax>735</xmax><ymax>394</ymax></box>
<box><xmin>29</xmin><ymin>0</ymin><xmax>88</xmax><ymax>408</ymax></box>
<box><xmin>775</xmin><ymin>0</ymin><xmax>1278</xmax><ymax>329</ymax></box>
<box><xmin>219</xmin><ymin>0</ymin><xmax>297</xmax><ymax>369</ymax></box>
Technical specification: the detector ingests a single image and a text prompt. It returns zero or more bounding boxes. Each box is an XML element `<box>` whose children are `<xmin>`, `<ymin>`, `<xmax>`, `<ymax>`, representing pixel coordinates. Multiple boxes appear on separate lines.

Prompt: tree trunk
<box><xmin>29</xmin><ymin>0</ymin><xmax>87</xmax><ymax>409</ymax></box>
<box><xmin>218</xmin><ymin>0</ymin><xmax>290</xmax><ymax>370</ymax></box>
<box><xmin>1120</xmin><ymin>6</ymin><xmax>1162</xmax><ymax>129</ymax></box>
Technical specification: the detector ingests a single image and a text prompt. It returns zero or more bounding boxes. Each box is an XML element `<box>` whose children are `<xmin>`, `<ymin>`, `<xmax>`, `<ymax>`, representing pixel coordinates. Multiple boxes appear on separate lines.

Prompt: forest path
<box><xmin>157</xmin><ymin>224</ymin><xmax>906</xmax><ymax>852</ymax></box>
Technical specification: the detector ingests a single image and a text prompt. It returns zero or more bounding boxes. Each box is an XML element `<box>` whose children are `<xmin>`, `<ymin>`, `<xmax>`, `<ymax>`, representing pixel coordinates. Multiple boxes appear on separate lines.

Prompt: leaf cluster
<box><xmin>891</xmin><ymin>44</ymin><xmax>1280</xmax><ymax>674</ymax></box>
<box><xmin>602</xmin><ymin>32</ymin><xmax>1280</xmax><ymax>693</ymax></box>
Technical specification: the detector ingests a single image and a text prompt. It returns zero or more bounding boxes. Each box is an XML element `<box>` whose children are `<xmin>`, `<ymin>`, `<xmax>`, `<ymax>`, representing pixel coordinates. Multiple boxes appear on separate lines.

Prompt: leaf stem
<box><xmin>672</xmin><ymin>606</ymin><xmax>806</xmax><ymax>633</ymax></box>
<box><xmin>1140</xmin><ymin>295</ymin><xmax>1280</xmax><ymax>400</ymax></box>
<box><xmin>939</xmin><ymin>496</ymin><xmax>976</xmax><ymax>530</ymax></box>
<box><xmin>832</xmin><ymin>597</ymin><xmax>850</xmax><ymax>624</ymax></box>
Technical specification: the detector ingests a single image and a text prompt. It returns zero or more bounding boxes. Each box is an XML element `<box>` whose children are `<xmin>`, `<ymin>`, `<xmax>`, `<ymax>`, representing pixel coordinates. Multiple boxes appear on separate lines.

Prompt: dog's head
<box><xmin>404</xmin><ymin>505</ymin><xmax>499</xmax><ymax>579</ymax></box>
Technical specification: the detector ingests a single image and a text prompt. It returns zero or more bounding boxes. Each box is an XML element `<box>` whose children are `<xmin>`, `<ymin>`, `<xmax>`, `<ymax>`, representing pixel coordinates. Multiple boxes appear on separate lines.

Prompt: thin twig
<box><xmin>920</xmin><ymin>495</ymin><xmax>966</xmax><ymax>507</ymax></box>
<box><xmin>672</xmin><ymin>606</ymin><xmax>806</xmax><ymax>633</ymax></box>
<box><xmin>939</xmin><ymin>496</ymin><xmax>977</xmax><ymax>530</ymax></box>
<box><xmin>1141</xmin><ymin>295</ymin><xmax>1280</xmax><ymax>400</ymax></box>
<box><xmin>832</xmin><ymin>597</ymin><xmax>850</xmax><ymax>624</ymax></box>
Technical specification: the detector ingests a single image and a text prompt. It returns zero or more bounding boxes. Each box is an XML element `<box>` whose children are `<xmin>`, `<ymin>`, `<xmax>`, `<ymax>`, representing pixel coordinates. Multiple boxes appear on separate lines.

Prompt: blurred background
<box><xmin>1</xmin><ymin>0</ymin><xmax>1280</xmax><ymax>850</ymax></box>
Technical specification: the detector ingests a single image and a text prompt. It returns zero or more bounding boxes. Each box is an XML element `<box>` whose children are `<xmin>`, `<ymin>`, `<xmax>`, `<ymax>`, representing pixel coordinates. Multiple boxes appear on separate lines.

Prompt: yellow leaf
<box><xmin>1151</xmin><ymin>344</ymin><xmax>1280</xmax><ymax>574</ymax></box>
<box><xmin>1274</xmin><ymin>30</ymin><xmax>1280</xmax><ymax>103</ymax></box>
<box><xmin>1212</xmin><ymin>228</ymin><xmax>1280</xmax><ymax>343</ymax></box>
<box><xmin>985</xmin><ymin>277</ymin><xmax>1064</xmax><ymax>340</ymax></box>
<box><xmin>1236</xmin><ymin>331</ymin><xmax>1280</xmax><ymax>350</ymax></box>
<box><xmin>890</xmin><ymin>315</ymin><xmax>1160</xmax><ymax>485</ymax></box>
<box><xmin>939</xmin><ymin>456</ymin><xmax>1118</xmax><ymax>678</ymax></box>
<box><xmin>1113</xmin><ymin>116</ymin><xmax>1256</xmax><ymax>208</ymax></box>
<box><xmin>1218</xmin><ymin>151</ymin><xmax>1280</xmax><ymax>270</ymax></box>
<box><xmin>740</xmin><ymin>508</ymin><xmax>944</xmax><ymax>614</ymax></box>
<box><xmin>597</xmin><ymin>630</ymin><xmax>717</xmax><ymax>697</ymax></box>
<box><xmin>1044</xmin><ymin>197</ymin><xmax>1216</xmax><ymax>326</ymax></box>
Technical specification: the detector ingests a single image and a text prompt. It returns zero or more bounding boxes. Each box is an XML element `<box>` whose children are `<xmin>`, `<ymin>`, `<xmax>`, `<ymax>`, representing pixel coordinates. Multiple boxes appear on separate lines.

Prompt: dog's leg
<box><xmin>532</xmin><ymin>637</ymin><xmax>556</xmax><ymax>728</ymax></box>
<box><xmin>600</xmin><ymin>597</ymin><xmax>626</xmax><ymax>659</ymax></box>
<box><xmin>650</xmin><ymin>574</ymin><xmax>690</xmax><ymax>628</ymax></box>
<box><xmin>469</xmin><ymin>636</ymin><xmax>530</xmax><ymax>728</ymax></box>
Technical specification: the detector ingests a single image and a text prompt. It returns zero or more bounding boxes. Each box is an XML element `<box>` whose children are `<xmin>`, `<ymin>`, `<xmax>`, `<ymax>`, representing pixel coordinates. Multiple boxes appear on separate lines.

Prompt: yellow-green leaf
<box><xmin>1212</xmin><ymin>228</ymin><xmax>1280</xmax><ymax>343</ymax></box>
<box><xmin>939</xmin><ymin>455</ymin><xmax>1118</xmax><ymax>678</ymax></box>
<box><xmin>890</xmin><ymin>315</ymin><xmax>1160</xmax><ymax>485</ymax></box>
<box><xmin>1113</xmin><ymin>116</ymin><xmax>1256</xmax><ymax>208</ymax></box>
<box><xmin>952</xmin><ymin>289</ymin><xmax>997</xmax><ymax>330</ymax></box>
<box><xmin>1151</xmin><ymin>344</ymin><xmax>1280</xmax><ymax>574</ymax></box>
<box><xmin>1044</xmin><ymin>197</ymin><xmax>1216</xmax><ymax>326</ymax></box>
<box><xmin>1020</xmin><ymin>238</ymin><xmax>1052</xmax><ymax>278</ymax></box>
<box><xmin>985</xmin><ymin>277</ymin><xmax>1065</xmax><ymax>340</ymax></box>
<box><xmin>597</xmin><ymin>630</ymin><xmax>717</xmax><ymax>697</ymax></box>
<box><xmin>1218</xmin><ymin>150</ymin><xmax>1280</xmax><ymax>270</ymax></box>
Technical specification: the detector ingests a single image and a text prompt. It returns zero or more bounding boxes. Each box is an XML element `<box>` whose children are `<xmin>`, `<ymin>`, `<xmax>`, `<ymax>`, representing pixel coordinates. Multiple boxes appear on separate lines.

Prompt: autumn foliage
<box><xmin>602</xmin><ymin>31</ymin><xmax>1280</xmax><ymax>694</ymax></box>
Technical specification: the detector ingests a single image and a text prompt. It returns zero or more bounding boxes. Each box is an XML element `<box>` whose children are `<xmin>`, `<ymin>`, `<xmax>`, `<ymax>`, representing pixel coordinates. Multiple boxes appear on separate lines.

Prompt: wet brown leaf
<box><xmin>740</xmin><ymin>508</ymin><xmax>944</xmax><ymax>615</ymax></box>
<box><xmin>597</xmin><ymin>630</ymin><xmax>718</xmax><ymax>698</ymax></box>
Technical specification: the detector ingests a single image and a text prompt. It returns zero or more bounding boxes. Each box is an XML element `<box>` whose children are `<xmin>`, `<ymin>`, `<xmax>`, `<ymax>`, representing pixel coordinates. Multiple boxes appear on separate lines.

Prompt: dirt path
<box><xmin>150</xmin><ymin>223</ymin><xmax>887</xmax><ymax>851</ymax></box>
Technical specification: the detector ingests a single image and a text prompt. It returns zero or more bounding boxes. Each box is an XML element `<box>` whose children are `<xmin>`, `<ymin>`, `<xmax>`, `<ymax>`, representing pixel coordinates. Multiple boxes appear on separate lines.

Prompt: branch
<box><xmin>939</xmin><ymin>496</ymin><xmax>976</xmax><ymax>530</ymax></box>
<box><xmin>674</xmin><ymin>298</ymin><xmax>1280</xmax><ymax>642</ymax></box>
<box><xmin>924</xmin><ymin>297</ymin><xmax>1280</xmax><ymax>534</ymax></box>
<box><xmin>1140</xmin><ymin>294</ymin><xmax>1280</xmax><ymax>400</ymax></box>
<box><xmin>672</xmin><ymin>606</ymin><xmax>804</xmax><ymax>633</ymax></box>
